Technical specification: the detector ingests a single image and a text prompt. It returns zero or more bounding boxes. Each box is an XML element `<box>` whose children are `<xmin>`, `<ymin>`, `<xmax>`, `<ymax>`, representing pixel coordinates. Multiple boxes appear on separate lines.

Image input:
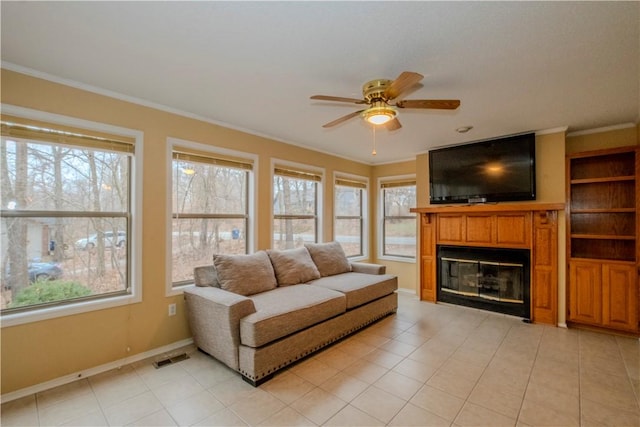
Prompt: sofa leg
<box><xmin>242</xmin><ymin>373</ymin><xmax>273</xmax><ymax>387</ymax></box>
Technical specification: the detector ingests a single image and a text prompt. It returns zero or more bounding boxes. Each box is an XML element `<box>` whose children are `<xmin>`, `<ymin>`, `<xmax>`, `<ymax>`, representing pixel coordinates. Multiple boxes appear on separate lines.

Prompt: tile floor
<box><xmin>2</xmin><ymin>293</ymin><xmax>639</xmax><ymax>426</ymax></box>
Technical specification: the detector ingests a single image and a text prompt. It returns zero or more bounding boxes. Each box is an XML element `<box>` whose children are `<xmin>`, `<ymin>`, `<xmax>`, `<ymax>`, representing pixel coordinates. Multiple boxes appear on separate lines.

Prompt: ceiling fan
<box><xmin>310</xmin><ymin>71</ymin><xmax>460</xmax><ymax>130</ymax></box>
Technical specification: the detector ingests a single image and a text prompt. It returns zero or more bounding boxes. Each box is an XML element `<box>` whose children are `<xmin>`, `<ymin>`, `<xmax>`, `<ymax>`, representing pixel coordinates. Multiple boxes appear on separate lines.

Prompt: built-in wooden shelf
<box><xmin>570</xmin><ymin>175</ymin><xmax>635</xmax><ymax>184</ymax></box>
<box><xmin>571</xmin><ymin>208</ymin><xmax>635</xmax><ymax>213</ymax></box>
<box><xmin>566</xmin><ymin>146</ymin><xmax>638</xmax><ymax>334</ymax></box>
<box><xmin>571</xmin><ymin>234</ymin><xmax>635</xmax><ymax>240</ymax></box>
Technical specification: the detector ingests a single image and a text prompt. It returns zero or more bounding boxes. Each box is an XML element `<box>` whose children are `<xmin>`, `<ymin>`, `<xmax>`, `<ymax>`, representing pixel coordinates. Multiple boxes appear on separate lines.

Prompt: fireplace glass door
<box><xmin>437</xmin><ymin>245</ymin><xmax>530</xmax><ymax>319</ymax></box>
<box><xmin>441</xmin><ymin>258</ymin><xmax>524</xmax><ymax>303</ymax></box>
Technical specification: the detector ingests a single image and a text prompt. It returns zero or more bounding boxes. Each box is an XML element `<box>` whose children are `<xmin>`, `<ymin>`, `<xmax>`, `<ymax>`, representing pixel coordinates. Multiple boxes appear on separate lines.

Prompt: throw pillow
<box><xmin>212</xmin><ymin>251</ymin><xmax>277</xmax><ymax>296</ymax></box>
<box><xmin>267</xmin><ymin>247</ymin><xmax>321</xmax><ymax>286</ymax></box>
<box><xmin>305</xmin><ymin>241</ymin><xmax>352</xmax><ymax>277</ymax></box>
<box><xmin>194</xmin><ymin>265</ymin><xmax>219</xmax><ymax>287</ymax></box>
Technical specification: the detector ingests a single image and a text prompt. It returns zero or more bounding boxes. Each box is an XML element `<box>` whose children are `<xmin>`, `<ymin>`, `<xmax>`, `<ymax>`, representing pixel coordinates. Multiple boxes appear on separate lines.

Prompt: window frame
<box><xmin>334</xmin><ymin>173</ymin><xmax>368</xmax><ymax>260</ymax></box>
<box><xmin>378</xmin><ymin>175</ymin><xmax>417</xmax><ymax>262</ymax></box>
<box><xmin>271</xmin><ymin>160</ymin><xmax>323</xmax><ymax>249</ymax></box>
<box><xmin>166</xmin><ymin>138</ymin><xmax>256</xmax><ymax>296</ymax></box>
<box><xmin>0</xmin><ymin>104</ymin><xmax>143</xmax><ymax>328</ymax></box>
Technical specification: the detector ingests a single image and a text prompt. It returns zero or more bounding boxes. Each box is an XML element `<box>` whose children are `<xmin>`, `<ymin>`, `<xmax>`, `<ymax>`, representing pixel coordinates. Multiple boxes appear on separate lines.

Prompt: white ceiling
<box><xmin>1</xmin><ymin>1</ymin><xmax>638</xmax><ymax>164</ymax></box>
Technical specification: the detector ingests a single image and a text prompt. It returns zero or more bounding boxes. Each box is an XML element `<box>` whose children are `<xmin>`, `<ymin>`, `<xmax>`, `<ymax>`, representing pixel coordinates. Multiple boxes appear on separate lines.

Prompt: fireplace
<box><xmin>437</xmin><ymin>245</ymin><xmax>531</xmax><ymax>320</ymax></box>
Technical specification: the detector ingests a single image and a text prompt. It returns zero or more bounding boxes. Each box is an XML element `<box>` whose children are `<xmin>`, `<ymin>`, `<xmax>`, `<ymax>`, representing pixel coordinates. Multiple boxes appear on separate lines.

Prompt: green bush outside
<box><xmin>9</xmin><ymin>280</ymin><xmax>92</xmax><ymax>308</ymax></box>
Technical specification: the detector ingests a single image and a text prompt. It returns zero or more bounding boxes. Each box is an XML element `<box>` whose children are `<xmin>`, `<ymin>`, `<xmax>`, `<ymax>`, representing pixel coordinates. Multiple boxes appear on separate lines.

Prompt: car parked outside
<box><xmin>28</xmin><ymin>262</ymin><xmax>63</xmax><ymax>282</ymax></box>
<box><xmin>4</xmin><ymin>262</ymin><xmax>63</xmax><ymax>288</ymax></box>
<box><xmin>75</xmin><ymin>231</ymin><xmax>126</xmax><ymax>250</ymax></box>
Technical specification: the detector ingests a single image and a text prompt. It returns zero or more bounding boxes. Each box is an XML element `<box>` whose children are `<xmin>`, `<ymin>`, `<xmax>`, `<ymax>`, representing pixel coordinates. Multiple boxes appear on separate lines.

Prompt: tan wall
<box><xmin>535</xmin><ymin>131</ymin><xmax>568</xmax><ymax>324</ymax></box>
<box><xmin>0</xmin><ymin>69</ymin><xmax>374</xmax><ymax>394</ymax></box>
<box><xmin>566</xmin><ymin>125</ymin><xmax>638</xmax><ymax>154</ymax></box>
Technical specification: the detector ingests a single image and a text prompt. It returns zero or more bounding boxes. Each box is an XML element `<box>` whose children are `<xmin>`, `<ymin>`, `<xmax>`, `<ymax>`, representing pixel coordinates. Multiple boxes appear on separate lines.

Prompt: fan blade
<box><xmin>385</xmin><ymin>118</ymin><xmax>402</xmax><ymax>131</ymax></box>
<box><xmin>396</xmin><ymin>99</ymin><xmax>461</xmax><ymax>110</ymax></box>
<box><xmin>322</xmin><ymin>110</ymin><xmax>365</xmax><ymax>128</ymax></box>
<box><xmin>384</xmin><ymin>71</ymin><xmax>424</xmax><ymax>100</ymax></box>
<box><xmin>311</xmin><ymin>95</ymin><xmax>366</xmax><ymax>104</ymax></box>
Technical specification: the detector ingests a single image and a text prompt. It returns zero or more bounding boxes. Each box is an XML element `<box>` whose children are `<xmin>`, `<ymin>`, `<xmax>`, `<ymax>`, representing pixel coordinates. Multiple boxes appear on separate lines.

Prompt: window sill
<box><xmin>167</xmin><ymin>283</ymin><xmax>195</xmax><ymax>297</ymax></box>
<box><xmin>1</xmin><ymin>293</ymin><xmax>142</xmax><ymax>328</ymax></box>
<box><xmin>378</xmin><ymin>255</ymin><xmax>416</xmax><ymax>264</ymax></box>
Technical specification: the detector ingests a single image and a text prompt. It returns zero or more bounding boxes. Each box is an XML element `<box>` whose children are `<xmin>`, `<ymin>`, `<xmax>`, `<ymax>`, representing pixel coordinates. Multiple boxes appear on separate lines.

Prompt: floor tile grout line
<box><xmin>287</xmin><ymin>317</ymin><xmax>422</xmax><ymax>427</ymax></box>
<box><xmin>323</xmin><ymin>322</ymin><xmax>410</xmax><ymax>426</ymax></box>
<box><xmin>615</xmin><ymin>335</ymin><xmax>640</xmax><ymax>410</ymax></box>
<box><xmin>578</xmin><ymin>329</ymin><xmax>584</xmax><ymax>427</ymax></box>
<box><xmin>514</xmin><ymin>323</ymin><xmax>547</xmax><ymax>427</ymax></box>
<box><xmin>451</xmin><ymin>313</ymin><xmax>518</xmax><ymax>426</ymax></box>
<box><xmin>303</xmin><ymin>321</ymin><xmax>430</xmax><ymax>425</ymax></box>
<box><xmin>371</xmin><ymin>316</ymin><xmax>438</xmax><ymax>427</ymax></box>
<box><xmin>373</xmin><ymin>318</ymin><xmax>428</xmax><ymax>427</ymax></box>
<box><xmin>86</xmin><ymin>372</ymin><xmax>112</xmax><ymax>427</ymax></box>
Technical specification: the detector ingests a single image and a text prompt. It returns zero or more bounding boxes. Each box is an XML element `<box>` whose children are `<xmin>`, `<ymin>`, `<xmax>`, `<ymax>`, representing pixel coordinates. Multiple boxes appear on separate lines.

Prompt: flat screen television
<box><xmin>429</xmin><ymin>132</ymin><xmax>536</xmax><ymax>204</ymax></box>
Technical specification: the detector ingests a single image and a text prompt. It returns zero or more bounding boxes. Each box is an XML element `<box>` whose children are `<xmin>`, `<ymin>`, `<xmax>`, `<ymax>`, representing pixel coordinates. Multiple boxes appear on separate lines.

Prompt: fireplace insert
<box><xmin>437</xmin><ymin>245</ymin><xmax>530</xmax><ymax>320</ymax></box>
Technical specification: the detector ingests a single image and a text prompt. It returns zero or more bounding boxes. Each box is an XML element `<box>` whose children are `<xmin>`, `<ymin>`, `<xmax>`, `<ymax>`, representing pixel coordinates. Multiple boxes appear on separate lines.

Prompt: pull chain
<box><xmin>372</xmin><ymin>125</ymin><xmax>377</xmax><ymax>156</ymax></box>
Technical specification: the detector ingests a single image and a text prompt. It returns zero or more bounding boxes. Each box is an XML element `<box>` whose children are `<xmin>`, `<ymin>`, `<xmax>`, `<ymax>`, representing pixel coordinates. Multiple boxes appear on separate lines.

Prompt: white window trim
<box><xmin>377</xmin><ymin>174</ymin><xmax>417</xmax><ymax>263</ymax></box>
<box><xmin>165</xmin><ymin>137</ymin><xmax>257</xmax><ymax>296</ymax></box>
<box><xmin>0</xmin><ymin>104</ymin><xmax>144</xmax><ymax>328</ymax></box>
<box><xmin>270</xmin><ymin>158</ymin><xmax>324</xmax><ymax>248</ymax></box>
<box><xmin>333</xmin><ymin>171</ymin><xmax>368</xmax><ymax>261</ymax></box>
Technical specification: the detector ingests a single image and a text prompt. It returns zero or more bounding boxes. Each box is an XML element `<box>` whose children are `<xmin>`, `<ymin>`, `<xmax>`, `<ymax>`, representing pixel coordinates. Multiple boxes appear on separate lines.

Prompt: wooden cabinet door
<box><xmin>496</xmin><ymin>213</ymin><xmax>530</xmax><ymax>247</ymax></box>
<box><xmin>465</xmin><ymin>215</ymin><xmax>493</xmax><ymax>244</ymax></box>
<box><xmin>438</xmin><ymin>215</ymin><xmax>464</xmax><ymax>243</ymax></box>
<box><xmin>420</xmin><ymin>214</ymin><xmax>437</xmax><ymax>302</ymax></box>
<box><xmin>602</xmin><ymin>263</ymin><xmax>638</xmax><ymax>332</ymax></box>
<box><xmin>569</xmin><ymin>261</ymin><xmax>602</xmax><ymax>324</ymax></box>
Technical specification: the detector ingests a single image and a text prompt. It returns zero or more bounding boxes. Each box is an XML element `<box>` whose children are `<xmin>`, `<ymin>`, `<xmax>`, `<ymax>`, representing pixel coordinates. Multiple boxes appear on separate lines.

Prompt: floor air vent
<box><xmin>153</xmin><ymin>352</ymin><xmax>190</xmax><ymax>368</ymax></box>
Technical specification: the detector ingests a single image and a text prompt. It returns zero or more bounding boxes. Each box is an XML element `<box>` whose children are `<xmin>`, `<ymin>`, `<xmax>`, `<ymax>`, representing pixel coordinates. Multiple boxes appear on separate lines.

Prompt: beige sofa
<box><xmin>183</xmin><ymin>241</ymin><xmax>398</xmax><ymax>385</ymax></box>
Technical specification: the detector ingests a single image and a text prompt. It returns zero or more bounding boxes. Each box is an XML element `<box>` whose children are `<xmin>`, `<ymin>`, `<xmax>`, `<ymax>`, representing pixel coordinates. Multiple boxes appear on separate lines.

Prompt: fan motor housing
<box><xmin>362</xmin><ymin>79</ymin><xmax>392</xmax><ymax>102</ymax></box>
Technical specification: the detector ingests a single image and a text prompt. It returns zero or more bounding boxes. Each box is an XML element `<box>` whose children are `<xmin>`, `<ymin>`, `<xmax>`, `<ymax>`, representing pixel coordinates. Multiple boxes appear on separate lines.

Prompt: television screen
<box><xmin>429</xmin><ymin>132</ymin><xmax>536</xmax><ymax>204</ymax></box>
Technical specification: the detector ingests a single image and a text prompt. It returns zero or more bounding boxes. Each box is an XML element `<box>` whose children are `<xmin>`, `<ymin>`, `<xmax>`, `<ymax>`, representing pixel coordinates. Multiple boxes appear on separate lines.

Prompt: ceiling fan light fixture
<box><xmin>363</xmin><ymin>103</ymin><xmax>396</xmax><ymax>125</ymax></box>
<box><xmin>311</xmin><ymin>71</ymin><xmax>460</xmax><ymax>130</ymax></box>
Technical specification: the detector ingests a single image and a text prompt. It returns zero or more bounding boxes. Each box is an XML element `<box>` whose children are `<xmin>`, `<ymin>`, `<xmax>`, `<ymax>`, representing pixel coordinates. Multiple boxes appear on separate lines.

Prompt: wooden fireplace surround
<box><xmin>411</xmin><ymin>203</ymin><xmax>565</xmax><ymax>325</ymax></box>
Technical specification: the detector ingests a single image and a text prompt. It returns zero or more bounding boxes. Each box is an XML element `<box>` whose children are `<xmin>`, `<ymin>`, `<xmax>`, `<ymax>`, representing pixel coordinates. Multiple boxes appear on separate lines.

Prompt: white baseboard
<box><xmin>558</xmin><ymin>323</ymin><xmax>568</xmax><ymax>328</ymax></box>
<box><xmin>396</xmin><ymin>288</ymin><xmax>418</xmax><ymax>297</ymax></box>
<box><xmin>1</xmin><ymin>338</ymin><xmax>194</xmax><ymax>403</ymax></box>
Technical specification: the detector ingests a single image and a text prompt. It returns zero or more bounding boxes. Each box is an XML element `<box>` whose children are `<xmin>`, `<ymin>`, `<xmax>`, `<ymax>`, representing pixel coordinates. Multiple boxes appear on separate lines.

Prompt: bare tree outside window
<box><xmin>335</xmin><ymin>180</ymin><xmax>365</xmax><ymax>257</ymax></box>
<box><xmin>171</xmin><ymin>153</ymin><xmax>249</xmax><ymax>286</ymax></box>
<box><xmin>273</xmin><ymin>169</ymin><xmax>318</xmax><ymax>249</ymax></box>
<box><xmin>382</xmin><ymin>181</ymin><xmax>417</xmax><ymax>258</ymax></box>
<box><xmin>0</xmin><ymin>125</ymin><xmax>132</xmax><ymax>312</ymax></box>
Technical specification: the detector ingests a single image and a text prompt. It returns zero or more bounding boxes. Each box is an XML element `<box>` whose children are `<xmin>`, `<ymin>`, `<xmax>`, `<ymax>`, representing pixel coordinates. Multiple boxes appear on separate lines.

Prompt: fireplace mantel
<box><xmin>411</xmin><ymin>202</ymin><xmax>565</xmax><ymax>214</ymax></box>
<box><xmin>410</xmin><ymin>202</ymin><xmax>565</xmax><ymax>325</ymax></box>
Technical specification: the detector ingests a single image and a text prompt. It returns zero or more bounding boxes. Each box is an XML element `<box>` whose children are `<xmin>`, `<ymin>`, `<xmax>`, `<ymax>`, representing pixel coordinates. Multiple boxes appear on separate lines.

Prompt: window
<box><xmin>381</xmin><ymin>179</ymin><xmax>416</xmax><ymax>259</ymax></box>
<box><xmin>273</xmin><ymin>165</ymin><xmax>321</xmax><ymax>249</ymax></box>
<box><xmin>335</xmin><ymin>176</ymin><xmax>367</xmax><ymax>257</ymax></box>
<box><xmin>0</xmin><ymin>116</ymin><xmax>138</xmax><ymax>318</ymax></box>
<box><xmin>171</xmin><ymin>146</ymin><xmax>252</xmax><ymax>287</ymax></box>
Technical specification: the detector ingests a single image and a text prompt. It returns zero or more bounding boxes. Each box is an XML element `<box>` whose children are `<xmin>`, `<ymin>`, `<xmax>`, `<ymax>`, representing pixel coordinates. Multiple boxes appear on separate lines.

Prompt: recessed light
<box><xmin>456</xmin><ymin>126</ymin><xmax>473</xmax><ymax>133</ymax></box>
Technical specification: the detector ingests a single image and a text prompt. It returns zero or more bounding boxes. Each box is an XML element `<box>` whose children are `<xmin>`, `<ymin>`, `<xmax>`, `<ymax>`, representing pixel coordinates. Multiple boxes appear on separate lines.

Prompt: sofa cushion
<box><xmin>305</xmin><ymin>241</ymin><xmax>352</xmax><ymax>277</ymax></box>
<box><xmin>213</xmin><ymin>251</ymin><xmax>277</xmax><ymax>296</ymax></box>
<box><xmin>267</xmin><ymin>247</ymin><xmax>321</xmax><ymax>286</ymax></box>
<box><xmin>240</xmin><ymin>285</ymin><xmax>346</xmax><ymax>347</ymax></box>
<box><xmin>308</xmin><ymin>272</ymin><xmax>398</xmax><ymax>309</ymax></box>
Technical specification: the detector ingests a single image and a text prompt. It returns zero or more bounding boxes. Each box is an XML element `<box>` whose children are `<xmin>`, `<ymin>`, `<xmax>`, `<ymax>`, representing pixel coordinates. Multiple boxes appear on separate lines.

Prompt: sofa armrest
<box><xmin>350</xmin><ymin>262</ymin><xmax>386</xmax><ymax>275</ymax></box>
<box><xmin>183</xmin><ymin>286</ymin><xmax>256</xmax><ymax>370</ymax></box>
